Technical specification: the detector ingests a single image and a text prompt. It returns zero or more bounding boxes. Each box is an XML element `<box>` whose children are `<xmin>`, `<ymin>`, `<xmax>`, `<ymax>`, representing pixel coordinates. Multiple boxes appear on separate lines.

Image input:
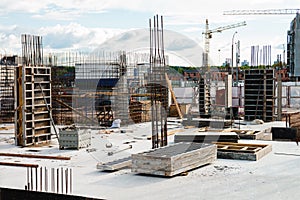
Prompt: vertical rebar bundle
<box><xmin>149</xmin><ymin>15</ymin><xmax>168</xmax><ymax>148</ymax></box>
<box><xmin>251</xmin><ymin>45</ymin><xmax>271</xmax><ymax>66</ymax></box>
<box><xmin>26</xmin><ymin>166</ymin><xmax>73</xmax><ymax>194</ymax></box>
<box><xmin>21</xmin><ymin>34</ymin><xmax>43</xmax><ymax>66</ymax></box>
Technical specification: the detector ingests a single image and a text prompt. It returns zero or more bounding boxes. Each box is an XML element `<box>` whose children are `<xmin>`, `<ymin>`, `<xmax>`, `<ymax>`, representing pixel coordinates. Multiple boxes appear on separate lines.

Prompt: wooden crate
<box><xmin>214</xmin><ymin>142</ymin><xmax>272</xmax><ymax>161</ymax></box>
<box><xmin>131</xmin><ymin>142</ymin><xmax>217</xmax><ymax>176</ymax></box>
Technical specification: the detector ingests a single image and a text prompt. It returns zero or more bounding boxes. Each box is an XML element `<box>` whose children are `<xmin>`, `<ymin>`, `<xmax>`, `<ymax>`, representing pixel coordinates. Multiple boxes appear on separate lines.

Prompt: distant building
<box><xmin>182</xmin><ymin>68</ymin><xmax>201</xmax><ymax>81</ymax></box>
<box><xmin>287</xmin><ymin>13</ymin><xmax>300</xmax><ymax>77</ymax></box>
<box><xmin>241</xmin><ymin>60</ymin><xmax>249</xmax><ymax>66</ymax></box>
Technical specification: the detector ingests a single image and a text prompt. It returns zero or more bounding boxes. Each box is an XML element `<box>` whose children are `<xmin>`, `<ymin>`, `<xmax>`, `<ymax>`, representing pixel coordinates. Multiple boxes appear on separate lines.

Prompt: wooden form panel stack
<box><xmin>15</xmin><ymin>65</ymin><xmax>52</xmax><ymax>146</ymax></box>
<box><xmin>214</xmin><ymin>142</ymin><xmax>272</xmax><ymax>161</ymax></box>
<box><xmin>132</xmin><ymin>142</ymin><xmax>217</xmax><ymax>176</ymax></box>
<box><xmin>244</xmin><ymin>69</ymin><xmax>274</xmax><ymax>122</ymax></box>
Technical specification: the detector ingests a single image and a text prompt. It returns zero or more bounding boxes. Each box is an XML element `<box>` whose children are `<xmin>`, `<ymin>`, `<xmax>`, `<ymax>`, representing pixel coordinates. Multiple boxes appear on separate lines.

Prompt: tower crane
<box><xmin>202</xmin><ymin>19</ymin><xmax>246</xmax><ymax>71</ymax></box>
<box><xmin>223</xmin><ymin>9</ymin><xmax>299</xmax><ymax>15</ymax></box>
<box><xmin>197</xmin><ymin>20</ymin><xmax>246</xmax><ymax>117</ymax></box>
<box><xmin>223</xmin><ymin>8</ymin><xmax>299</xmax><ymax>70</ymax></box>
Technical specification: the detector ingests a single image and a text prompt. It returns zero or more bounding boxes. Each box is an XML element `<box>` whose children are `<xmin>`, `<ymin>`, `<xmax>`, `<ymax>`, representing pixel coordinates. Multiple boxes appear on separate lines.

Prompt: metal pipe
<box><xmin>70</xmin><ymin>168</ymin><xmax>72</xmax><ymax>194</ymax></box>
<box><xmin>231</xmin><ymin>31</ymin><xmax>237</xmax><ymax>75</ymax></box>
<box><xmin>27</xmin><ymin>167</ymin><xmax>29</xmax><ymax>190</ymax></box>
<box><xmin>40</xmin><ymin>167</ymin><xmax>42</xmax><ymax>192</ymax></box>
<box><xmin>45</xmin><ymin>167</ymin><xmax>48</xmax><ymax>192</ymax></box>
<box><xmin>35</xmin><ymin>167</ymin><xmax>38</xmax><ymax>191</ymax></box>
<box><xmin>61</xmin><ymin>167</ymin><xmax>63</xmax><ymax>194</ymax></box>
<box><xmin>30</xmin><ymin>167</ymin><xmax>33</xmax><ymax>191</ymax></box>
<box><xmin>57</xmin><ymin>168</ymin><xmax>59</xmax><ymax>193</ymax></box>
<box><xmin>65</xmin><ymin>169</ymin><xmax>68</xmax><ymax>194</ymax></box>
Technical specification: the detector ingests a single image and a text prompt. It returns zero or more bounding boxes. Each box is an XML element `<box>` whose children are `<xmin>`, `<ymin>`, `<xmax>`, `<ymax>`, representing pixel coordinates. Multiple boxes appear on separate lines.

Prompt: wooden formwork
<box><xmin>131</xmin><ymin>142</ymin><xmax>217</xmax><ymax>176</ymax></box>
<box><xmin>15</xmin><ymin>65</ymin><xmax>52</xmax><ymax>146</ymax></box>
<box><xmin>174</xmin><ymin>131</ymin><xmax>239</xmax><ymax>143</ymax></box>
<box><xmin>214</xmin><ymin>142</ymin><xmax>272</xmax><ymax>161</ymax></box>
<box><xmin>244</xmin><ymin>69</ymin><xmax>274</xmax><ymax>122</ymax></box>
<box><xmin>223</xmin><ymin>129</ymin><xmax>265</xmax><ymax>140</ymax></box>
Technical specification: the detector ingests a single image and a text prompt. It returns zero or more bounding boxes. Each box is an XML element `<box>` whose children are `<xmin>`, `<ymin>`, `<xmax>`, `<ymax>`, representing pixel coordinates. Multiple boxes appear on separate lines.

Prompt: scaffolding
<box><xmin>0</xmin><ymin>55</ymin><xmax>16</xmax><ymax>123</ymax></box>
<box><xmin>50</xmin><ymin>51</ymin><xmax>152</xmax><ymax>127</ymax></box>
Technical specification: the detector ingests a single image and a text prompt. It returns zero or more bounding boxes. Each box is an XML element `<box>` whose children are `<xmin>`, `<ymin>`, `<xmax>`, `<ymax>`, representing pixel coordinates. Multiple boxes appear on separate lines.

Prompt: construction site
<box><xmin>1</xmin><ymin>8</ymin><xmax>300</xmax><ymax>200</ymax></box>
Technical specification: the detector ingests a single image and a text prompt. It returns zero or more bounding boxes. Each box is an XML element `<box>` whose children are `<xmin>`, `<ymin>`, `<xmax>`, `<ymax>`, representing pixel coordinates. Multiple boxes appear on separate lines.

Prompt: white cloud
<box><xmin>0</xmin><ymin>22</ymin><xmax>125</xmax><ymax>55</ymax></box>
<box><xmin>1</xmin><ymin>0</ymin><xmax>300</xmax><ymax>65</ymax></box>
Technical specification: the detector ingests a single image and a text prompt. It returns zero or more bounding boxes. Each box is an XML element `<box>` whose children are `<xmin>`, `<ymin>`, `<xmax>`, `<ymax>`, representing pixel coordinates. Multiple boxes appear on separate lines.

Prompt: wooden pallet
<box><xmin>132</xmin><ymin>142</ymin><xmax>217</xmax><ymax>177</ymax></box>
<box><xmin>214</xmin><ymin>142</ymin><xmax>272</xmax><ymax>161</ymax></box>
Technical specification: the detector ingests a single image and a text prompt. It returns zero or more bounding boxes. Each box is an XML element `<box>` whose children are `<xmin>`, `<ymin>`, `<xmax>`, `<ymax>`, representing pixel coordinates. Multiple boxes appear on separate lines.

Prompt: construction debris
<box><xmin>107</xmin><ymin>145</ymin><xmax>132</xmax><ymax>156</ymax></box>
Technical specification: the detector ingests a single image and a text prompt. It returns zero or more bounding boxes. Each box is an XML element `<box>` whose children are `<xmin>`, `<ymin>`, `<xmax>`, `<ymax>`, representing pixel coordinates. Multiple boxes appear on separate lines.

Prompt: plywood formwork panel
<box><xmin>132</xmin><ymin>142</ymin><xmax>217</xmax><ymax>176</ymax></box>
<box><xmin>15</xmin><ymin>65</ymin><xmax>52</xmax><ymax>146</ymax></box>
<box><xmin>244</xmin><ymin>69</ymin><xmax>274</xmax><ymax>122</ymax></box>
<box><xmin>214</xmin><ymin>142</ymin><xmax>272</xmax><ymax>161</ymax></box>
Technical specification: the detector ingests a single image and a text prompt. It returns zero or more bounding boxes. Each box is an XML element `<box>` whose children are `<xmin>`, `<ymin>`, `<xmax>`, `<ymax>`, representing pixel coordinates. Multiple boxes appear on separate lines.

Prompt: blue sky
<box><xmin>0</xmin><ymin>0</ymin><xmax>300</xmax><ymax>66</ymax></box>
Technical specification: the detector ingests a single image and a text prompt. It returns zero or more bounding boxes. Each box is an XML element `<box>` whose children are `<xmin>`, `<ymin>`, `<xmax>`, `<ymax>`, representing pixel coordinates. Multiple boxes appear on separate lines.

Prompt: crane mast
<box><xmin>202</xmin><ymin>20</ymin><xmax>246</xmax><ymax>71</ymax></box>
<box><xmin>199</xmin><ymin>20</ymin><xmax>246</xmax><ymax>116</ymax></box>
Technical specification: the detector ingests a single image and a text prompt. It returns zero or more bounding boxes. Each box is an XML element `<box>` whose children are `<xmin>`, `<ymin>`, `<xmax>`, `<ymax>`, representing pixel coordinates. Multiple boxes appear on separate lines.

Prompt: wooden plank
<box><xmin>0</xmin><ymin>162</ymin><xmax>39</xmax><ymax>168</ymax></box>
<box><xmin>213</xmin><ymin>142</ymin><xmax>268</xmax><ymax>148</ymax></box>
<box><xmin>165</xmin><ymin>73</ymin><xmax>183</xmax><ymax>119</ymax></box>
<box><xmin>146</xmin><ymin>129</ymin><xmax>183</xmax><ymax>140</ymax></box>
<box><xmin>0</xmin><ymin>126</ymin><xmax>14</xmax><ymax>131</ymax></box>
<box><xmin>97</xmin><ymin>156</ymin><xmax>131</xmax><ymax>171</ymax></box>
<box><xmin>0</xmin><ymin>153</ymin><xmax>71</xmax><ymax>160</ymax></box>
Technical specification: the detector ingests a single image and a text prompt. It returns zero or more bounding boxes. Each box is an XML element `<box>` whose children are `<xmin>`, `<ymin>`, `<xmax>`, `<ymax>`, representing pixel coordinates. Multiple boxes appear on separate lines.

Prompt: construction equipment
<box><xmin>223</xmin><ymin>9</ymin><xmax>300</xmax><ymax>15</ymax></box>
<box><xmin>202</xmin><ymin>19</ymin><xmax>246</xmax><ymax>71</ymax></box>
<box><xmin>198</xmin><ymin>20</ymin><xmax>246</xmax><ymax>117</ymax></box>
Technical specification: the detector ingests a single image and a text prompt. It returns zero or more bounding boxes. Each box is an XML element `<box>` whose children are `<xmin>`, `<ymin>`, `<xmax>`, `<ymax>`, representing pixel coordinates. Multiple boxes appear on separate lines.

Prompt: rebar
<box><xmin>149</xmin><ymin>15</ymin><xmax>168</xmax><ymax>148</ymax></box>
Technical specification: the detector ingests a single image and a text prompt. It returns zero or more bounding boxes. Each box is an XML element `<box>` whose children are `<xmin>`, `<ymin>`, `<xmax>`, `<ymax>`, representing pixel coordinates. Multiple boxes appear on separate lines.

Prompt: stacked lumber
<box><xmin>129</xmin><ymin>100</ymin><xmax>161</xmax><ymax>123</ymax></box>
<box><xmin>132</xmin><ymin>142</ymin><xmax>217</xmax><ymax>176</ymax></box>
<box><xmin>174</xmin><ymin>131</ymin><xmax>239</xmax><ymax>143</ymax></box>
